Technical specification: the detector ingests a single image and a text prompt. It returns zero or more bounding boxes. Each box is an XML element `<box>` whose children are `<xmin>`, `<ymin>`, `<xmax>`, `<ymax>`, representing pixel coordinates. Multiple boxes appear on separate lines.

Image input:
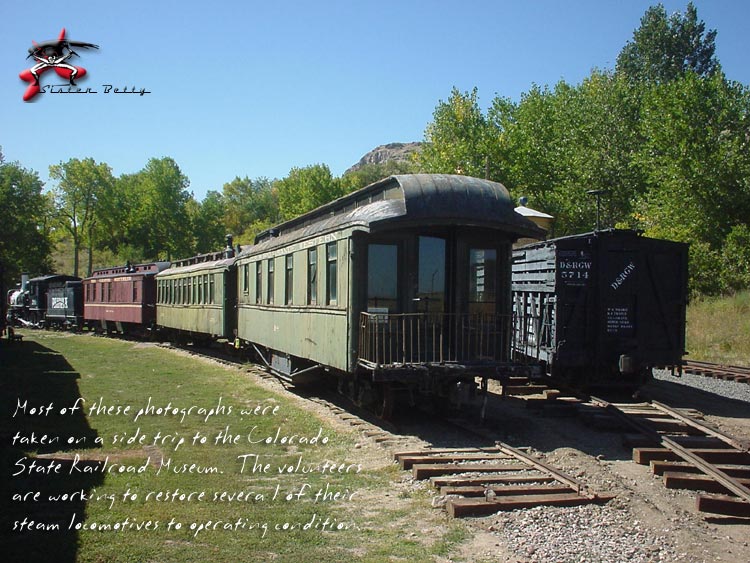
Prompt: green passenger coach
<box><xmin>234</xmin><ymin>174</ymin><xmax>542</xmax><ymax>412</ymax></box>
<box><xmin>156</xmin><ymin>237</ymin><xmax>238</xmax><ymax>344</ymax></box>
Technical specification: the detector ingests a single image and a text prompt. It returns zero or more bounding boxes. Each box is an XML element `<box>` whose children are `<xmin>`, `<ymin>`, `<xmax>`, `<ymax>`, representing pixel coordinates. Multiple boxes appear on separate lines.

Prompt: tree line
<box><xmin>417</xmin><ymin>3</ymin><xmax>749</xmax><ymax>296</ymax></box>
<box><xmin>2</xmin><ymin>3</ymin><xmax>748</xmax><ymax>296</ymax></box>
<box><xmin>0</xmin><ymin>149</ymin><xmax>416</xmax><ymax>291</ymax></box>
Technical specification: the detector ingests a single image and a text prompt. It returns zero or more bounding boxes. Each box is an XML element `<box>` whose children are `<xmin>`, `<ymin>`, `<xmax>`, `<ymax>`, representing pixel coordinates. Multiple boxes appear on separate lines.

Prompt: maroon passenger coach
<box><xmin>83</xmin><ymin>261</ymin><xmax>170</xmax><ymax>333</ymax></box>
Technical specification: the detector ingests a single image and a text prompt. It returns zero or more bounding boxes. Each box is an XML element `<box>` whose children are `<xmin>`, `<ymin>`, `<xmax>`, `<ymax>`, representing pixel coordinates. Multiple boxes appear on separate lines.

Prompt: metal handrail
<box><xmin>359</xmin><ymin>312</ymin><xmax>514</xmax><ymax>367</ymax></box>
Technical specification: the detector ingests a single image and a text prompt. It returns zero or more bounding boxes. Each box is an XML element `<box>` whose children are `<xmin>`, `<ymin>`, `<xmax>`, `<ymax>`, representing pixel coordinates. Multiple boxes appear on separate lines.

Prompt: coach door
<box><xmin>414</xmin><ymin>236</ymin><xmax>447</xmax><ymax>316</ymax></box>
<box><xmin>450</xmin><ymin>235</ymin><xmax>508</xmax><ymax>363</ymax></box>
<box><xmin>366</xmin><ymin>242</ymin><xmax>400</xmax><ymax>314</ymax></box>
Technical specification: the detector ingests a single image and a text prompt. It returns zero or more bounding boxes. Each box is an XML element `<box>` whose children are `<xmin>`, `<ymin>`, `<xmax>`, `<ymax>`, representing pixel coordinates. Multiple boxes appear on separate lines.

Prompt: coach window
<box><xmin>243</xmin><ymin>264</ymin><xmax>249</xmax><ymax>294</ymax></box>
<box><xmin>307</xmin><ymin>248</ymin><xmax>318</xmax><ymax>305</ymax></box>
<box><xmin>267</xmin><ymin>258</ymin><xmax>275</xmax><ymax>304</ymax></box>
<box><xmin>326</xmin><ymin>242</ymin><xmax>337</xmax><ymax>306</ymax></box>
<box><xmin>203</xmin><ymin>274</ymin><xmax>209</xmax><ymax>304</ymax></box>
<box><xmin>209</xmin><ymin>275</ymin><xmax>215</xmax><ymax>304</ymax></box>
<box><xmin>367</xmin><ymin>244</ymin><xmax>398</xmax><ymax>311</ymax></box>
<box><xmin>285</xmin><ymin>254</ymin><xmax>294</xmax><ymax>305</ymax></box>
<box><xmin>133</xmin><ymin>281</ymin><xmax>138</xmax><ymax>303</ymax></box>
<box><xmin>255</xmin><ymin>262</ymin><xmax>262</xmax><ymax>304</ymax></box>
<box><xmin>469</xmin><ymin>248</ymin><xmax>497</xmax><ymax>315</ymax></box>
<box><xmin>196</xmin><ymin>276</ymin><xmax>202</xmax><ymax>304</ymax></box>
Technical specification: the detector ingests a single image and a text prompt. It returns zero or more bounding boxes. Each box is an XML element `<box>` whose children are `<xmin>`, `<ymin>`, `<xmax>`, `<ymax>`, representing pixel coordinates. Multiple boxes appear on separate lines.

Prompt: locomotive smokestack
<box><xmin>224</xmin><ymin>234</ymin><xmax>235</xmax><ymax>258</ymax></box>
<box><xmin>21</xmin><ymin>273</ymin><xmax>29</xmax><ymax>292</ymax></box>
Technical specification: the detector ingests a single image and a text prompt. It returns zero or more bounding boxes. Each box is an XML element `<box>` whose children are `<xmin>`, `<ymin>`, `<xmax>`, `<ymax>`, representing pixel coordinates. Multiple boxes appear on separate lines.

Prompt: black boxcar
<box><xmin>46</xmin><ymin>279</ymin><xmax>83</xmax><ymax>329</ymax></box>
<box><xmin>511</xmin><ymin>229</ymin><xmax>688</xmax><ymax>385</ymax></box>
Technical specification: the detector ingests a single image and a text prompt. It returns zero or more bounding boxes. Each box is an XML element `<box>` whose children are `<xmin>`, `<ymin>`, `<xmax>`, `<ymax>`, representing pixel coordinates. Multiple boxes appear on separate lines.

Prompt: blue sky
<box><xmin>2</xmin><ymin>0</ymin><xmax>749</xmax><ymax>201</ymax></box>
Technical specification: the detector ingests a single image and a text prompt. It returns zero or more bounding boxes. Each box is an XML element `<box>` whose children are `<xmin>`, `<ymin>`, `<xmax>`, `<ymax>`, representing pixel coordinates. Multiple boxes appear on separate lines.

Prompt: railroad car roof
<box><xmin>28</xmin><ymin>274</ymin><xmax>80</xmax><ymax>283</ymax></box>
<box><xmin>513</xmin><ymin>228</ymin><xmax>689</xmax><ymax>250</ymax></box>
<box><xmin>241</xmin><ymin>174</ymin><xmax>543</xmax><ymax>257</ymax></box>
<box><xmin>85</xmin><ymin>261</ymin><xmax>171</xmax><ymax>280</ymax></box>
<box><xmin>157</xmin><ymin>255</ymin><xmax>237</xmax><ymax>276</ymax></box>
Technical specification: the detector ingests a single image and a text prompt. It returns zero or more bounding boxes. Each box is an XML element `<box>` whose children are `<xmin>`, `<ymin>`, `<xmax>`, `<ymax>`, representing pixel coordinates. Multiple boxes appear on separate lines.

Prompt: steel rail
<box><xmin>650</xmin><ymin>400</ymin><xmax>749</xmax><ymax>452</ymax></box>
<box><xmin>496</xmin><ymin>441</ymin><xmax>587</xmax><ymax>497</ymax></box>
<box><xmin>591</xmin><ymin>397</ymin><xmax>750</xmax><ymax>504</ymax></box>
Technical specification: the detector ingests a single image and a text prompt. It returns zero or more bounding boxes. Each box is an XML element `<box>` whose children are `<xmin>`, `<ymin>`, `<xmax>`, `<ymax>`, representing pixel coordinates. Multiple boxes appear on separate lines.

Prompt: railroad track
<box><xmin>155</xmin><ymin>342</ymin><xmax>750</xmax><ymax>520</ymax></box>
<box><xmin>683</xmin><ymin>360</ymin><xmax>750</xmax><ymax>384</ymax></box>
<box><xmin>158</xmin><ymin>342</ymin><xmax>421</xmax><ymax>451</ymax></box>
<box><xmin>591</xmin><ymin>397</ymin><xmax>750</xmax><ymax>518</ymax></box>
<box><xmin>394</xmin><ymin>443</ymin><xmax>614</xmax><ymax>518</ymax></box>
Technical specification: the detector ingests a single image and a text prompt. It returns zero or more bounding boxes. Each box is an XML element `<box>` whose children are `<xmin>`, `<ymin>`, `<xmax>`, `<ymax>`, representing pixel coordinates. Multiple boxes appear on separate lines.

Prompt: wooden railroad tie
<box><xmin>394</xmin><ymin>442</ymin><xmax>614</xmax><ymax>518</ymax></box>
<box><xmin>592</xmin><ymin>397</ymin><xmax>750</xmax><ymax>518</ymax></box>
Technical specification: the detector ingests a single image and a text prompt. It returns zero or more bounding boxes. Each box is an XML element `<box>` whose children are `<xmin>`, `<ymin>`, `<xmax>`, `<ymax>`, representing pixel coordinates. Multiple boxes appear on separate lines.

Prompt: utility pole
<box><xmin>587</xmin><ymin>189</ymin><xmax>608</xmax><ymax>231</ymax></box>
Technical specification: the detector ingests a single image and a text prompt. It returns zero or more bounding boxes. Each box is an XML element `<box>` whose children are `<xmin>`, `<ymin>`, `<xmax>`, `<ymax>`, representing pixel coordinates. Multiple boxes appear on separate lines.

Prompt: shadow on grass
<box><xmin>0</xmin><ymin>338</ymin><xmax>103</xmax><ymax>563</ymax></box>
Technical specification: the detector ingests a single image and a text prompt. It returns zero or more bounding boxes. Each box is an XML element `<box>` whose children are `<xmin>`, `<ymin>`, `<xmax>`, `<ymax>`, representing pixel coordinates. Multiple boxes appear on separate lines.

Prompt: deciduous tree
<box><xmin>616</xmin><ymin>2</ymin><xmax>719</xmax><ymax>83</ymax></box>
<box><xmin>275</xmin><ymin>164</ymin><xmax>342</xmax><ymax>220</ymax></box>
<box><xmin>0</xmin><ymin>154</ymin><xmax>53</xmax><ymax>288</ymax></box>
<box><xmin>49</xmin><ymin>158</ymin><xmax>113</xmax><ymax>276</ymax></box>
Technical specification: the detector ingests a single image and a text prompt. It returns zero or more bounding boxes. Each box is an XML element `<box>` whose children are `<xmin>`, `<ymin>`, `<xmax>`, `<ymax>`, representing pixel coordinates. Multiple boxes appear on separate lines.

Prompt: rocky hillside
<box><xmin>346</xmin><ymin>142</ymin><xmax>423</xmax><ymax>173</ymax></box>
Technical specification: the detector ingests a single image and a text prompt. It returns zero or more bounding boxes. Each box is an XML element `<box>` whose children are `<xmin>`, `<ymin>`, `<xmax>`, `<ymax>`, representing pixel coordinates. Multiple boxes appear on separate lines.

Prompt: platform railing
<box><xmin>358</xmin><ymin>312</ymin><xmax>515</xmax><ymax>368</ymax></box>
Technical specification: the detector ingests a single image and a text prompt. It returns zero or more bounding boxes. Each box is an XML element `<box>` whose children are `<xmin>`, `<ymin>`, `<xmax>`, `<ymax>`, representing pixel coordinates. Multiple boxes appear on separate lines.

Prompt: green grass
<box><xmin>686</xmin><ymin>290</ymin><xmax>750</xmax><ymax>367</ymax></box>
<box><xmin>1</xmin><ymin>333</ymin><xmax>465</xmax><ymax>563</ymax></box>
